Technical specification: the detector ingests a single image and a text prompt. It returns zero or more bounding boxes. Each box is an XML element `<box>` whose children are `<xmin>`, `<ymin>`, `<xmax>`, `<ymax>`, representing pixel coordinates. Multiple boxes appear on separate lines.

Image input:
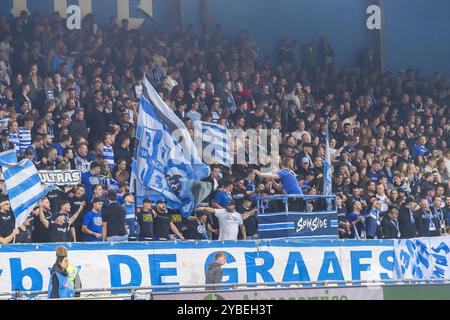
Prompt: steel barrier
<box><xmin>255</xmin><ymin>194</ymin><xmax>338</xmax><ymax>239</ymax></box>
<box><xmin>2</xmin><ymin>279</ymin><xmax>449</xmax><ymax>300</ymax></box>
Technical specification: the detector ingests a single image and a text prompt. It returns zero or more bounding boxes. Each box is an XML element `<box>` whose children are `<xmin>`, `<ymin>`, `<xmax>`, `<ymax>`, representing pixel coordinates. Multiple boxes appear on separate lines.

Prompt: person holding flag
<box><xmin>0</xmin><ymin>149</ymin><xmax>54</xmax><ymax>233</ymax></box>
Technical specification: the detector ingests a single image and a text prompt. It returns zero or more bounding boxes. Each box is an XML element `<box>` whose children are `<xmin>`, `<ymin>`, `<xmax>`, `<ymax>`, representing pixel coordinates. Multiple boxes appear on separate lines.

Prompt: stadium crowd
<box><xmin>0</xmin><ymin>11</ymin><xmax>449</xmax><ymax>244</ymax></box>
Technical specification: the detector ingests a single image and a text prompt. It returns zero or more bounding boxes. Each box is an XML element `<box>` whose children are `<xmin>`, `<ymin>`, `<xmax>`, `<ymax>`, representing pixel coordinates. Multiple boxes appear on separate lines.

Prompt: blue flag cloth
<box><xmin>131</xmin><ymin>77</ymin><xmax>210</xmax><ymax>216</ymax></box>
<box><xmin>0</xmin><ymin>149</ymin><xmax>18</xmax><ymax>166</ymax></box>
<box><xmin>2</xmin><ymin>159</ymin><xmax>54</xmax><ymax>228</ymax></box>
<box><xmin>323</xmin><ymin>121</ymin><xmax>332</xmax><ymax>210</ymax></box>
<box><xmin>194</xmin><ymin>121</ymin><xmax>231</xmax><ymax>167</ymax></box>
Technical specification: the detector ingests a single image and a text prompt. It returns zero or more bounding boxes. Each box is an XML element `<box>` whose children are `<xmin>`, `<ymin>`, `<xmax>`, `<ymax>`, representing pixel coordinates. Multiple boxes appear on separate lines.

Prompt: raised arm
<box><xmin>241</xmin><ymin>207</ymin><xmax>257</xmax><ymax>220</ymax></box>
<box><xmin>38</xmin><ymin>209</ymin><xmax>50</xmax><ymax>229</ymax></box>
<box><xmin>195</xmin><ymin>207</ymin><xmax>215</xmax><ymax>214</ymax></box>
<box><xmin>254</xmin><ymin>170</ymin><xmax>280</xmax><ymax>180</ymax></box>
<box><xmin>68</xmin><ymin>201</ymin><xmax>86</xmax><ymax>226</ymax></box>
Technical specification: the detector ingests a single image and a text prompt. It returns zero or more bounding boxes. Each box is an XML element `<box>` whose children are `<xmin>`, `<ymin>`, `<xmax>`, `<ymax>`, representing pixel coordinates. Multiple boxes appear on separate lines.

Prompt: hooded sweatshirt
<box><xmin>205</xmin><ymin>262</ymin><xmax>223</xmax><ymax>290</ymax></box>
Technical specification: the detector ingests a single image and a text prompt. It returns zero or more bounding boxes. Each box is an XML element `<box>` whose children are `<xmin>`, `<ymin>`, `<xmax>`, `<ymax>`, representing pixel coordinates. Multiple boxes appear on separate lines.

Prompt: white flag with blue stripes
<box><xmin>132</xmin><ymin>77</ymin><xmax>210</xmax><ymax>216</ymax></box>
<box><xmin>0</xmin><ymin>149</ymin><xmax>18</xmax><ymax>166</ymax></box>
<box><xmin>195</xmin><ymin>121</ymin><xmax>231</xmax><ymax>167</ymax></box>
<box><xmin>2</xmin><ymin>158</ymin><xmax>54</xmax><ymax>228</ymax></box>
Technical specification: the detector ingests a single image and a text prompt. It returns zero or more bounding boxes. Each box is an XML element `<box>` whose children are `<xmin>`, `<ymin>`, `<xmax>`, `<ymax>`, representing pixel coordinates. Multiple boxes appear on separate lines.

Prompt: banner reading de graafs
<box><xmin>131</xmin><ymin>77</ymin><xmax>210</xmax><ymax>215</ymax></box>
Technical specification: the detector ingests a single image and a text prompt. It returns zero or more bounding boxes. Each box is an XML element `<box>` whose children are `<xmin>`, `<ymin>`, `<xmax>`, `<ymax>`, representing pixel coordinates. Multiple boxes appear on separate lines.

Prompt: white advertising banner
<box><xmin>0</xmin><ymin>239</ymin><xmax>397</xmax><ymax>294</ymax></box>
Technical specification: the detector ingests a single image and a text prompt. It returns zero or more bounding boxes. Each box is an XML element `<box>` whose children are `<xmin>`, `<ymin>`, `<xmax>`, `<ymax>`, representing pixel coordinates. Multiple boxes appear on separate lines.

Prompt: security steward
<box><xmin>48</xmin><ymin>246</ymin><xmax>75</xmax><ymax>299</ymax></box>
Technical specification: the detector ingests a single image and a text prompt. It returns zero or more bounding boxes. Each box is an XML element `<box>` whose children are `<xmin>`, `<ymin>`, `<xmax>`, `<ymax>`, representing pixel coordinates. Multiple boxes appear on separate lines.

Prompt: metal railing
<box><xmin>2</xmin><ymin>278</ymin><xmax>449</xmax><ymax>300</ymax></box>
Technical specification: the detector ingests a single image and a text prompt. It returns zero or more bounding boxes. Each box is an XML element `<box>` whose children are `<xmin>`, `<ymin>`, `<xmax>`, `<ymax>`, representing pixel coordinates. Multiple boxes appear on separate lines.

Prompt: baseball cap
<box><xmin>301</xmin><ymin>157</ymin><xmax>309</xmax><ymax>163</ymax></box>
<box><xmin>196</xmin><ymin>211</ymin><xmax>208</xmax><ymax>218</ymax></box>
<box><xmin>156</xmin><ymin>199</ymin><xmax>167</xmax><ymax>205</ymax></box>
<box><xmin>306</xmin><ymin>169</ymin><xmax>315</xmax><ymax>176</ymax></box>
<box><xmin>143</xmin><ymin>198</ymin><xmax>152</xmax><ymax>204</ymax></box>
<box><xmin>226</xmin><ymin>199</ymin><xmax>236</xmax><ymax>206</ymax></box>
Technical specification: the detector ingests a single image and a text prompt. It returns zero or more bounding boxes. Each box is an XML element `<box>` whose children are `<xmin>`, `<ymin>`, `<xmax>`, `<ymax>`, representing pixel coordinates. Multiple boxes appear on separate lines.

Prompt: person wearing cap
<box><xmin>81</xmin><ymin>161</ymin><xmax>103</xmax><ymax>201</ymax></box>
<box><xmin>297</xmin><ymin>156</ymin><xmax>312</xmax><ymax>178</ymax></box>
<box><xmin>48</xmin><ymin>246</ymin><xmax>75</xmax><ymax>299</ymax></box>
<box><xmin>153</xmin><ymin>200</ymin><xmax>185</xmax><ymax>241</ymax></box>
<box><xmin>0</xmin><ymin>128</ymin><xmax>14</xmax><ymax>152</ymax></box>
<box><xmin>196</xmin><ymin>199</ymin><xmax>246</xmax><ymax>241</ymax></box>
<box><xmin>137</xmin><ymin>198</ymin><xmax>155</xmax><ymax>241</ymax></box>
<box><xmin>38</xmin><ymin>199</ymin><xmax>84</xmax><ymax>243</ymax></box>
<box><xmin>82</xmin><ymin>197</ymin><xmax>103</xmax><ymax>242</ymax></box>
<box><xmin>15</xmin><ymin>214</ymin><xmax>35</xmax><ymax>243</ymax></box>
<box><xmin>184</xmin><ymin>210</ymin><xmax>209</xmax><ymax>240</ymax></box>
<box><xmin>123</xmin><ymin>193</ymin><xmax>140</xmax><ymax>241</ymax></box>
<box><xmin>101</xmin><ymin>190</ymin><xmax>128</xmax><ymax>242</ymax></box>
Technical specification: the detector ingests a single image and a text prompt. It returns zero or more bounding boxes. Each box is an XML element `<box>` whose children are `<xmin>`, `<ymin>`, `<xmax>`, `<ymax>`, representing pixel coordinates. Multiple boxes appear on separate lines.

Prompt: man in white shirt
<box><xmin>196</xmin><ymin>200</ymin><xmax>246</xmax><ymax>240</ymax></box>
<box><xmin>291</xmin><ymin>119</ymin><xmax>311</xmax><ymax>142</ymax></box>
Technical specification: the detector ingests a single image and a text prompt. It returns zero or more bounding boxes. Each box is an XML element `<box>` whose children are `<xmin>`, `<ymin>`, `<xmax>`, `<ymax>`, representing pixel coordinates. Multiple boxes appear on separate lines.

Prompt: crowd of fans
<box><xmin>0</xmin><ymin>11</ymin><xmax>449</xmax><ymax>244</ymax></box>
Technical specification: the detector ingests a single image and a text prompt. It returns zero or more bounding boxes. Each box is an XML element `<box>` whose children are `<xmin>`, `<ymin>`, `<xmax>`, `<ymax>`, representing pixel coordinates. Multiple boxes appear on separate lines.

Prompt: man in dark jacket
<box><xmin>102</xmin><ymin>190</ymin><xmax>128</xmax><ymax>241</ymax></box>
<box><xmin>69</xmin><ymin>109</ymin><xmax>89</xmax><ymax>141</ymax></box>
<box><xmin>205</xmin><ymin>252</ymin><xmax>226</xmax><ymax>291</ymax></box>
<box><xmin>382</xmin><ymin>208</ymin><xmax>401</xmax><ymax>239</ymax></box>
<box><xmin>416</xmin><ymin>198</ymin><xmax>441</xmax><ymax>237</ymax></box>
<box><xmin>398</xmin><ymin>196</ymin><xmax>419</xmax><ymax>238</ymax></box>
<box><xmin>87</xmin><ymin>102</ymin><xmax>108</xmax><ymax>146</ymax></box>
<box><xmin>0</xmin><ymin>129</ymin><xmax>15</xmax><ymax>152</ymax></box>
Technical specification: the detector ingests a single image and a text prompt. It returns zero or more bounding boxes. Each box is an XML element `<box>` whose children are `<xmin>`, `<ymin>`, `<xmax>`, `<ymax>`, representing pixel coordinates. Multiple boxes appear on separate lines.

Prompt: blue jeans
<box><xmin>106</xmin><ymin>235</ymin><xmax>128</xmax><ymax>242</ymax></box>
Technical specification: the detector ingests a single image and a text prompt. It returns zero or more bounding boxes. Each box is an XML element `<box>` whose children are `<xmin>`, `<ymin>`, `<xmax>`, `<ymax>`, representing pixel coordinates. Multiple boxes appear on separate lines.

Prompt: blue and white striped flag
<box><xmin>106</xmin><ymin>177</ymin><xmax>120</xmax><ymax>192</ymax></box>
<box><xmin>194</xmin><ymin>121</ymin><xmax>231</xmax><ymax>167</ymax></box>
<box><xmin>2</xmin><ymin>159</ymin><xmax>54</xmax><ymax>228</ymax></box>
<box><xmin>131</xmin><ymin>77</ymin><xmax>210</xmax><ymax>216</ymax></box>
<box><xmin>0</xmin><ymin>149</ymin><xmax>18</xmax><ymax>166</ymax></box>
<box><xmin>323</xmin><ymin>121</ymin><xmax>332</xmax><ymax>210</ymax></box>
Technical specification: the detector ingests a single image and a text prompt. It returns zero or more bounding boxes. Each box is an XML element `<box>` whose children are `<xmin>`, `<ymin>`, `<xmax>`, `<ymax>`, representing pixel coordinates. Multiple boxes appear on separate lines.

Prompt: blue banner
<box><xmin>258</xmin><ymin>211</ymin><xmax>339</xmax><ymax>239</ymax></box>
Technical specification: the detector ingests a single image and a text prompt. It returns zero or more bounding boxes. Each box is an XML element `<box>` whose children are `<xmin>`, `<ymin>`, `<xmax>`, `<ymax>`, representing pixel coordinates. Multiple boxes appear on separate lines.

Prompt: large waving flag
<box><xmin>0</xmin><ymin>151</ymin><xmax>54</xmax><ymax>228</ymax></box>
<box><xmin>132</xmin><ymin>77</ymin><xmax>210</xmax><ymax>216</ymax></box>
<box><xmin>194</xmin><ymin>121</ymin><xmax>231</xmax><ymax>167</ymax></box>
<box><xmin>323</xmin><ymin>120</ymin><xmax>332</xmax><ymax>210</ymax></box>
